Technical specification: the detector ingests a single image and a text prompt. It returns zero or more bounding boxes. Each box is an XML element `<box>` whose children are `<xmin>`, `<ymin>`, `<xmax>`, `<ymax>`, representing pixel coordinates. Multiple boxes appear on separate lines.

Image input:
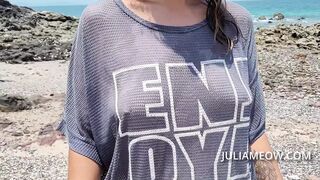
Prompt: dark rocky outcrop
<box><xmin>0</xmin><ymin>95</ymin><xmax>33</xmax><ymax>112</ymax></box>
<box><xmin>256</xmin><ymin>23</ymin><xmax>320</xmax><ymax>51</ymax></box>
<box><xmin>0</xmin><ymin>0</ymin><xmax>12</xmax><ymax>7</ymax></box>
<box><xmin>0</xmin><ymin>0</ymin><xmax>78</xmax><ymax>63</ymax></box>
<box><xmin>0</xmin><ymin>94</ymin><xmax>51</xmax><ymax>112</ymax></box>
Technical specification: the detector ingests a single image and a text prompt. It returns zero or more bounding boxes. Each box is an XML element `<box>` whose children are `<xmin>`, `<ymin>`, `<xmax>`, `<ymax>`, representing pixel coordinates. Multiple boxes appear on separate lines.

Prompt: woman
<box><xmin>57</xmin><ymin>0</ymin><xmax>283</xmax><ymax>179</ymax></box>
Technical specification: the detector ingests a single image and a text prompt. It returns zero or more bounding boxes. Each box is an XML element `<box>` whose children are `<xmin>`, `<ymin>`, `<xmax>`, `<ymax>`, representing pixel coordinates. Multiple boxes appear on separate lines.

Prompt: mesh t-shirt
<box><xmin>57</xmin><ymin>0</ymin><xmax>266</xmax><ymax>179</ymax></box>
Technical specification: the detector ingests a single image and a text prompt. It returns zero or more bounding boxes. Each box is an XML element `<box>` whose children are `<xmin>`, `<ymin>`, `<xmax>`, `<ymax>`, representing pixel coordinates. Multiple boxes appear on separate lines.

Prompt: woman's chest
<box><xmin>110</xmin><ymin>57</ymin><xmax>252</xmax><ymax>137</ymax></box>
<box><xmin>88</xmin><ymin>28</ymin><xmax>251</xmax><ymax>134</ymax></box>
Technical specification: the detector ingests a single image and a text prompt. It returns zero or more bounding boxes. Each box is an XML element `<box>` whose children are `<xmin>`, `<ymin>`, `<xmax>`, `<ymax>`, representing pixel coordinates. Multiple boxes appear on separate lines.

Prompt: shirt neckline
<box><xmin>113</xmin><ymin>0</ymin><xmax>208</xmax><ymax>33</ymax></box>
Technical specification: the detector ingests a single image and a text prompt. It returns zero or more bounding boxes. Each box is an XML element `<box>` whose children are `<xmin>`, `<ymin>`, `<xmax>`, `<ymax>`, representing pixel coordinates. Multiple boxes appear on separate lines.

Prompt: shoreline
<box><xmin>30</xmin><ymin>2</ymin><xmax>320</xmax><ymax>27</ymax></box>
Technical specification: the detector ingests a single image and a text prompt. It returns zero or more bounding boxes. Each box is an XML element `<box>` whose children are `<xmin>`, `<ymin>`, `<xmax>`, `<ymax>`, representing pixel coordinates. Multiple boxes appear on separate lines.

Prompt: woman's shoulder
<box><xmin>78</xmin><ymin>0</ymin><xmax>120</xmax><ymax>27</ymax></box>
<box><xmin>225</xmin><ymin>1</ymin><xmax>254</xmax><ymax>40</ymax></box>
<box><xmin>225</xmin><ymin>1</ymin><xmax>253</xmax><ymax>24</ymax></box>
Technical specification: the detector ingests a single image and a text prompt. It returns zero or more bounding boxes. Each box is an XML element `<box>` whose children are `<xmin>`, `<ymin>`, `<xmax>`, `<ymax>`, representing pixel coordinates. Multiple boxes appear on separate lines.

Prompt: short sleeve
<box><xmin>56</xmin><ymin>12</ymin><xmax>102</xmax><ymax>166</ymax></box>
<box><xmin>246</xmin><ymin>17</ymin><xmax>267</xmax><ymax>145</ymax></box>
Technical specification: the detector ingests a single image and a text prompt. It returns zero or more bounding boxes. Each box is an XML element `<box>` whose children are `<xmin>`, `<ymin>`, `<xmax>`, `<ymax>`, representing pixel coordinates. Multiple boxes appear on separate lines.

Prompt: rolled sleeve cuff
<box><xmin>56</xmin><ymin>120</ymin><xmax>102</xmax><ymax>166</ymax></box>
<box><xmin>249</xmin><ymin>122</ymin><xmax>266</xmax><ymax>145</ymax></box>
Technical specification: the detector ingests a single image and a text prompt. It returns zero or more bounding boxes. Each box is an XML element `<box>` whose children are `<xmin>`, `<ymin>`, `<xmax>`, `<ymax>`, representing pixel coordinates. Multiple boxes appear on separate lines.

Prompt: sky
<box><xmin>10</xmin><ymin>0</ymin><xmax>97</xmax><ymax>6</ymax></box>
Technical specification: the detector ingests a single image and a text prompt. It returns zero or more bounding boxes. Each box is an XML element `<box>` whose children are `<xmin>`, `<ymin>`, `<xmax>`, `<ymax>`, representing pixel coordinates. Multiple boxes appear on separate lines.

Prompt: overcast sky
<box><xmin>10</xmin><ymin>0</ymin><xmax>98</xmax><ymax>6</ymax></box>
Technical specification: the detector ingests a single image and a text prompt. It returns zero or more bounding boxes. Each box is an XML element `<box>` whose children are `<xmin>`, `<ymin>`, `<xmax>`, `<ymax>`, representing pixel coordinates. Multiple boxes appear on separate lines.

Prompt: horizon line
<box><xmin>28</xmin><ymin>4</ymin><xmax>88</xmax><ymax>7</ymax></box>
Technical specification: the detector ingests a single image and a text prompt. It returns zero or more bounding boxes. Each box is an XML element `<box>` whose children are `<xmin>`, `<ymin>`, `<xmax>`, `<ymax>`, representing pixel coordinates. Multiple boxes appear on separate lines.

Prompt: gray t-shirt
<box><xmin>57</xmin><ymin>0</ymin><xmax>266</xmax><ymax>179</ymax></box>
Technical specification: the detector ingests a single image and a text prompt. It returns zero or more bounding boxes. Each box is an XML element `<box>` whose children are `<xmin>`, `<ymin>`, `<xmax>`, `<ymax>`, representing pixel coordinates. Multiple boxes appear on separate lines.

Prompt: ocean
<box><xmin>31</xmin><ymin>0</ymin><xmax>320</xmax><ymax>27</ymax></box>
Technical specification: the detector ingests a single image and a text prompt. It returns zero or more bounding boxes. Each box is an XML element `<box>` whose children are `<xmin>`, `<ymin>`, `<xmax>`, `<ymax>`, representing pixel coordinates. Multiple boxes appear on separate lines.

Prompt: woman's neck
<box><xmin>122</xmin><ymin>0</ymin><xmax>207</xmax><ymax>26</ymax></box>
<box><xmin>136</xmin><ymin>0</ymin><xmax>203</xmax><ymax>6</ymax></box>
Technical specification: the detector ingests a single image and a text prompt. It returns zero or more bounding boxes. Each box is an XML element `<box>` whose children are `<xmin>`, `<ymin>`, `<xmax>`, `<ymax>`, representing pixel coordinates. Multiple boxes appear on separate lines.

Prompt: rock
<box><xmin>295</xmin><ymin>38</ymin><xmax>316</xmax><ymax>49</ymax></box>
<box><xmin>38</xmin><ymin>131</ymin><xmax>64</xmax><ymax>146</ymax></box>
<box><xmin>29</xmin><ymin>95</ymin><xmax>51</xmax><ymax>105</ymax></box>
<box><xmin>0</xmin><ymin>95</ymin><xmax>33</xmax><ymax>112</ymax></box>
<box><xmin>0</xmin><ymin>0</ymin><xmax>33</xmax><ymax>18</ymax></box>
<box><xmin>296</xmin><ymin>38</ymin><xmax>309</xmax><ymax>45</ymax></box>
<box><xmin>273</xmin><ymin>29</ymin><xmax>281</xmax><ymax>34</ymax></box>
<box><xmin>265</xmin><ymin>37</ymin><xmax>276</xmax><ymax>44</ymax></box>
<box><xmin>4</xmin><ymin>21</ymin><xmax>22</xmax><ymax>31</ymax></box>
<box><xmin>308</xmin><ymin>101</ymin><xmax>320</xmax><ymax>108</ymax></box>
<box><xmin>258</xmin><ymin>16</ymin><xmax>267</xmax><ymax>20</ymax></box>
<box><xmin>2</xmin><ymin>34</ymin><xmax>13</xmax><ymax>42</ymax></box>
<box><xmin>280</xmin><ymin>35</ymin><xmax>289</xmax><ymax>41</ymax></box>
<box><xmin>287</xmin><ymin>174</ymin><xmax>300</xmax><ymax>180</ymax></box>
<box><xmin>294</xmin><ymin>53</ymin><xmax>307</xmax><ymax>60</ymax></box>
<box><xmin>23</xmin><ymin>128</ymin><xmax>30</xmax><ymax>134</ymax></box>
<box><xmin>10</xmin><ymin>59</ymin><xmax>23</xmax><ymax>64</ymax></box>
<box><xmin>12</xmin><ymin>131</ymin><xmax>23</xmax><ymax>137</ymax></box>
<box><xmin>39</xmin><ymin>124</ymin><xmax>54</xmax><ymax>136</ymax></box>
<box><xmin>265</xmin><ymin>32</ymin><xmax>274</xmax><ymax>36</ymax></box>
<box><xmin>0</xmin><ymin>118</ymin><xmax>13</xmax><ymax>130</ymax></box>
<box><xmin>38</xmin><ymin>11</ymin><xmax>75</xmax><ymax>22</ymax></box>
<box><xmin>7</xmin><ymin>24</ymin><xmax>22</xmax><ymax>31</ymax></box>
<box><xmin>292</xmin><ymin>32</ymin><xmax>302</xmax><ymax>39</ymax></box>
<box><xmin>20</xmin><ymin>52</ymin><xmax>35</xmax><ymax>62</ymax></box>
<box><xmin>298</xmin><ymin>17</ymin><xmax>306</xmax><ymax>20</ymax></box>
<box><xmin>286</xmin><ymin>40</ymin><xmax>295</xmax><ymax>45</ymax></box>
<box><xmin>0</xmin><ymin>0</ymin><xmax>12</xmax><ymax>7</ymax></box>
<box><xmin>273</xmin><ymin>12</ymin><xmax>285</xmax><ymax>20</ymax></box>
<box><xmin>307</xmin><ymin>175</ymin><xmax>320</xmax><ymax>180</ymax></box>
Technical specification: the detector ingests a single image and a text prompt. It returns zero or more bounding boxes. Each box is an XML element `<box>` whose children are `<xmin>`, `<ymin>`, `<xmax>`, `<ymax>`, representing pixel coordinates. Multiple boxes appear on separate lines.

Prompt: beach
<box><xmin>0</xmin><ymin>0</ymin><xmax>319</xmax><ymax>179</ymax></box>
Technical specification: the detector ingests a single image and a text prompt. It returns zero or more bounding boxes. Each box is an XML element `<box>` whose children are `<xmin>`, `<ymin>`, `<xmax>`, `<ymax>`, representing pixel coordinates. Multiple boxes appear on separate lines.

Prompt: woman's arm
<box><xmin>56</xmin><ymin>7</ymin><xmax>108</xmax><ymax>180</ymax></box>
<box><xmin>239</xmin><ymin>8</ymin><xmax>283</xmax><ymax>179</ymax></box>
<box><xmin>251</xmin><ymin>133</ymin><xmax>283</xmax><ymax>180</ymax></box>
<box><xmin>68</xmin><ymin>149</ymin><xmax>102</xmax><ymax>180</ymax></box>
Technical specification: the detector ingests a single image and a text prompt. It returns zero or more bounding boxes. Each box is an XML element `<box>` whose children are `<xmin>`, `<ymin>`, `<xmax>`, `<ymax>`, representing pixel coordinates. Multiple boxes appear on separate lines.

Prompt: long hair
<box><xmin>206</xmin><ymin>0</ymin><xmax>241</xmax><ymax>52</ymax></box>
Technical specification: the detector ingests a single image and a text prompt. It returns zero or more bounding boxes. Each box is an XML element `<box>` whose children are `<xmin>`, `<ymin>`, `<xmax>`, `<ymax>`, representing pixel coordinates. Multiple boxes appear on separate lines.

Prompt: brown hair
<box><xmin>206</xmin><ymin>0</ymin><xmax>241</xmax><ymax>52</ymax></box>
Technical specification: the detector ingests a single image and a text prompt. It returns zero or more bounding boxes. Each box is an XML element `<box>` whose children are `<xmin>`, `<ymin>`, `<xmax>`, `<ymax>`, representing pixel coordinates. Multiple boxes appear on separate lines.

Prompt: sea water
<box><xmin>31</xmin><ymin>0</ymin><xmax>320</xmax><ymax>27</ymax></box>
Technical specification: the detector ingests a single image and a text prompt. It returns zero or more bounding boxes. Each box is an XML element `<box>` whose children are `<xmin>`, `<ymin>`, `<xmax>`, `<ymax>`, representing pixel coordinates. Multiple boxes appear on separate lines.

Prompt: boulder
<box><xmin>258</xmin><ymin>16</ymin><xmax>267</xmax><ymax>20</ymax></box>
<box><xmin>0</xmin><ymin>95</ymin><xmax>33</xmax><ymax>112</ymax></box>
<box><xmin>38</xmin><ymin>11</ymin><xmax>75</xmax><ymax>22</ymax></box>
<box><xmin>0</xmin><ymin>118</ymin><xmax>12</xmax><ymax>130</ymax></box>
<box><xmin>265</xmin><ymin>37</ymin><xmax>276</xmax><ymax>44</ymax></box>
<box><xmin>273</xmin><ymin>12</ymin><xmax>285</xmax><ymax>20</ymax></box>
<box><xmin>291</xmin><ymin>32</ymin><xmax>302</xmax><ymax>39</ymax></box>
<box><xmin>0</xmin><ymin>0</ymin><xmax>12</xmax><ymax>7</ymax></box>
<box><xmin>19</xmin><ymin>52</ymin><xmax>35</xmax><ymax>62</ymax></box>
<box><xmin>2</xmin><ymin>34</ymin><xmax>13</xmax><ymax>42</ymax></box>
